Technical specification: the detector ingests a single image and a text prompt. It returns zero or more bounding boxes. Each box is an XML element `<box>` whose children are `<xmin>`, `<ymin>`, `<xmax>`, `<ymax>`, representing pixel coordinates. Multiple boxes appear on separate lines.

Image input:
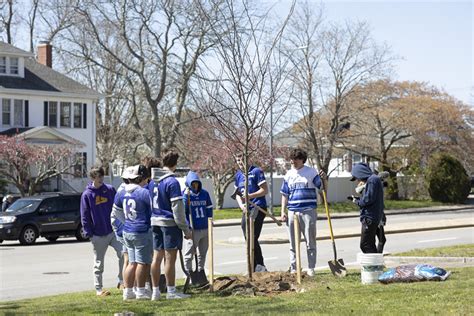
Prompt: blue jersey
<box><xmin>150</xmin><ymin>173</ymin><xmax>182</xmax><ymax>221</ymax></box>
<box><xmin>113</xmin><ymin>184</ymin><xmax>152</xmax><ymax>233</ymax></box>
<box><xmin>234</xmin><ymin>165</ymin><xmax>267</xmax><ymax>208</ymax></box>
<box><xmin>280</xmin><ymin>165</ymin><xmax>321</xmax><ymax>212</ymax></box>
<box><xmin>183</xmin><ymin>189</ymin><xmax>213</xmax><ymax>230</ymax></box>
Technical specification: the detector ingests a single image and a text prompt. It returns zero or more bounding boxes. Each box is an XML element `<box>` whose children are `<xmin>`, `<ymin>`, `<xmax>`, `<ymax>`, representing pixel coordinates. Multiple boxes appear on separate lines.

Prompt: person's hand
<box><xmin>319</xmin><ymin>170</ymin><xmax>327</xmax><ymax>180</ymax></box>
<box><xmin>280</xmin><ymin>213</ymin><xmax>287</xmax><ymax>222</ymax></box>
<box><xmin>351</xmin><ymin>195</ymin><xmax>359</xmax><ymax>204</ymax></box>
<box><xmin>184</xmin><ymin>230</ymin><xmax>193</xmax><ymax>240</ymax></box>
<box><xmin>184</xmin><ymin>187</ymin><xmax>190</xmax><ymax>195</ymax></box>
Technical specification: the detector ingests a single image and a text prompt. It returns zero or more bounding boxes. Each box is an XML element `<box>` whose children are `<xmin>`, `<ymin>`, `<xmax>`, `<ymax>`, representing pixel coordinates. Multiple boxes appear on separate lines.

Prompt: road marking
<box><xmin>417</xmin><ymin>237</ymin><xmax>457</xmax><ymax>243</ymax></box>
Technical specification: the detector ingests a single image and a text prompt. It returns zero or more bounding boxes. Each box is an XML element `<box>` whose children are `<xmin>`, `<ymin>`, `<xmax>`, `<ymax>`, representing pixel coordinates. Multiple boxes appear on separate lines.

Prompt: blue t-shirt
<box><xmin>183</xmin><ymin>189</ymin><xmax>213</xmax><ymax>230</ymax></box>
<box><xmin>113</xmin><ymin>185</ymin><xmax>152</xmax><ymax>233</ymax></box>
<box><xmin>150</xmin><ymin>174</ymin><xmax>182</xmax><ymax>220</ymax></box>
<box><xmin>280</xmin><ymin>165</ymin><xmax>321</xmax><ymax>212</ymax></box>
<box><xmin>234</xmin><ymin>165</ymin><xmax>267</xmax><ymax>208</ymax></box>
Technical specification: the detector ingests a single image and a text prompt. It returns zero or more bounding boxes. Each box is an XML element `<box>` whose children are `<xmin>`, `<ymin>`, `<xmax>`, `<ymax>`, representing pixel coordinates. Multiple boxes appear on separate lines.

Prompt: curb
<box><xmin>225</xmin><ymin>223</ymin><xmax>474</xmax><ymax>245</ymax></box>
<box><xmin>384</xmin><ymin>256</ymin><xmax>474</xmax><ymax>264</ymax></box>
<box><xmin>213</xmin><ymin>205</ymin><xmax>473</xmax><ymax>227</ymax></box>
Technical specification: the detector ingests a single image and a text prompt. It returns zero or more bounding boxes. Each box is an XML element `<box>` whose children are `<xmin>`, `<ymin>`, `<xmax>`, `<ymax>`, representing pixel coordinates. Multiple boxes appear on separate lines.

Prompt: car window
<box><xmin>39</xmin><ymin>199</ymin><xmax>59</xmax><ymax>213</ymax></box>
<box><xmin>6</xmin><ymin>199</ymin><xmax>41</xmax><ymax>213</ymax></box>
<box><xmin>59</xmin><ymin>197</ymin><xmax>80</xmax><ymax>212</ymax></box>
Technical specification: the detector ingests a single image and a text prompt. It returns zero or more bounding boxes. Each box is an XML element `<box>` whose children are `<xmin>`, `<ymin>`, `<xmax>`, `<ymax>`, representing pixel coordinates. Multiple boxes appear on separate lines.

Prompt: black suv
<box><xmin>0</xmin><ymin>192</ymin><xmax>89</xmax><ymax>245</ymax></box>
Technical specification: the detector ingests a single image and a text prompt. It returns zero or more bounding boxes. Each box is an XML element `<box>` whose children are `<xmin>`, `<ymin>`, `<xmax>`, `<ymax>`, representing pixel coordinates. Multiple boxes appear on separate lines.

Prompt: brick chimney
<box><xmin>37</xmin><ymin>41</ymin><xmax>52</xmax><ymax>68</ymax></box>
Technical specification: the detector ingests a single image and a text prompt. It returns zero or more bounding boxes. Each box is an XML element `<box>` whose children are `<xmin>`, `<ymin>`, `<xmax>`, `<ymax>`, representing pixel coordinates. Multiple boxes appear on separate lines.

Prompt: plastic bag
<box><xmin>378</xmin><ymin>264</ymin><xmax>451</xmax><ymax>284</ymax></box>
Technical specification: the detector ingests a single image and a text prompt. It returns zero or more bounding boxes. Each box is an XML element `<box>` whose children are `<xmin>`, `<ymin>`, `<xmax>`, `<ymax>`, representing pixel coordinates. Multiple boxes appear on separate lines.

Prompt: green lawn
<box><xmin>393</xmin><ymin>244</ymin><xmax>474</xmax><ymax>257</ymax></box>
<box><xmin>1</xmin><ymin>245</ymin><xmax>473</xmax><ymax>315</ymax></box>
<box><xmin>213</xmin><ymin>200</ymin><xmax>447</xmax><ymax>220</ymax></box>
<box><xmin>1</xmin><ymin>268</ymin><xmax>472</xmax><ymax>315</ymax></box>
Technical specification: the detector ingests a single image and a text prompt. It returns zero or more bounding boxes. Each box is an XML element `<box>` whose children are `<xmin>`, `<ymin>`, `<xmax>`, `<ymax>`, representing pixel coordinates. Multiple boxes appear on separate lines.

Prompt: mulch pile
<box><xmin>204</xmin><ymin>271</ymin><xmax>307</xmax><ymax>296</ymax></box>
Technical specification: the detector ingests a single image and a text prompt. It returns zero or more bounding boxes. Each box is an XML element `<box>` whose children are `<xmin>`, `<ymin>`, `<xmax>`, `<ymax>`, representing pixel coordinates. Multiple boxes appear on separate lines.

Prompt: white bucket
<box><xmin>357</xmin><ymin>253</ymin><xmax>384</xmax><ymax>284</ymax></box>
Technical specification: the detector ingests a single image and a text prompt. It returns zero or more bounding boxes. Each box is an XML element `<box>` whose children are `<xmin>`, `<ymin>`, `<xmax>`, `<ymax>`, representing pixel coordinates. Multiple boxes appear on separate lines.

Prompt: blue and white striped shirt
<box><xmin>280</xmin><ymin>165</ymin><xmax>321</xmax><ymax>212</ymax></box>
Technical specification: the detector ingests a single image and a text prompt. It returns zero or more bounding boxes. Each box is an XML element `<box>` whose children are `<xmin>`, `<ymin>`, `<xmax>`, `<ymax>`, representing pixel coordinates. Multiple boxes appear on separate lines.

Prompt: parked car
<box><xmin>0</xmin><ymin>192</ymin><xmax>88</xmax><ymax>245</ymax></box>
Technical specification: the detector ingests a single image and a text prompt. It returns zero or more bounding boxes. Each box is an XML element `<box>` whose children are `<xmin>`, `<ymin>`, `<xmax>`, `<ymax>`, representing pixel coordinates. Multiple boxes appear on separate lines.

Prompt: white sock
<box><xmin>145</xmin><ymin>282</ymin><xmax>151</xmax><ymax>290</ymax></box>
<box><xmin>124</xmin><ymin>288</ymin><xmax>133</xmax><ymax>295</ymax></box>
<box><xmin>137</xmin><ymin>287</ymin><xmax>146</xmax><ymax>295</ymax></box>
<box><xmin>167</xmin><ymin>286</ymin><xmax>176</xmax><ymax>294</ymax></box>
<box><xmin>152</xmin><ymin>287</ymin><xmax>161</xmax><ymax>295</ymax></box>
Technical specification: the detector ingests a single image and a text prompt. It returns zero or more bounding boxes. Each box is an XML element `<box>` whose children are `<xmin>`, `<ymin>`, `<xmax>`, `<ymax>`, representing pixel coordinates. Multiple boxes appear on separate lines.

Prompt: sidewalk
<box><xmin>219</xmin><ymin>205</ymin><xmax>474</xmax><ymax>245</ymax></box>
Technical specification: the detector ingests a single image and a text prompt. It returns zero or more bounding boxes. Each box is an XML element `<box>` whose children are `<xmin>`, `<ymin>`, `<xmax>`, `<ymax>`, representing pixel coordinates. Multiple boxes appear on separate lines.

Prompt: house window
<box><xmin>13</xmin><ymin>99</ymin><xmax>23</xmax><ymax>126</ymax></box>
<box><xmin>48</xmin><ymin>101</ymin><xmax>57</xmax><ymax>127</ymax></box>
<box><xmin>73</xmin><ymin>152</ymin><xmax>87</xmax><ymax>178</ymax></box>
<box><xmin>60</xmin><ymin>102</ymin><xmax>71</xmax><ymax>127</ymax></box>
<box><xmin>10</xmin><ymin>57</ymin><xmax>19</xmax><ymax>75</ymax></box>
<box><xmin>2</xmin><ymin>99</ymin><xmax>11</xmax><ymax>125</ymax></box>
<box><xmin>73</xmin><ymin>103</ymin><xmax>82</xmax><ymax>128</ymax></box>
<box><xmin>0</xmin><ymin>57</ymin><xmax>5</xmax><ymax>74</ymax></box>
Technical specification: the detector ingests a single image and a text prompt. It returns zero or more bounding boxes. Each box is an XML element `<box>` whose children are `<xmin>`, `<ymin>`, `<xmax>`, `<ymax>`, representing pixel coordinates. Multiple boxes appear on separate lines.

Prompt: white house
<box><xmin>0</xmin><ymin>41</ymin><xmax>100</xmax><ymax>185</ymax></box>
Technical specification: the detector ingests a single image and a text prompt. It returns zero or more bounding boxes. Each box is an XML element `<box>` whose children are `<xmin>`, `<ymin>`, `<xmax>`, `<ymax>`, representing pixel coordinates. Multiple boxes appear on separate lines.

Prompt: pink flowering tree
<box><xmin>0</xmin><ymin>136</ymin><xmax>81</xmax><ymax>196</ymax></box>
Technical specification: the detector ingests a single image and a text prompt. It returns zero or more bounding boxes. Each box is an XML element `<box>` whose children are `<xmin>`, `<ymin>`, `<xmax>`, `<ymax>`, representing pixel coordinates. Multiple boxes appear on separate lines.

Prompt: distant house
<box><xmin>0</xmin><ymin>41</ymin><xmax>101</xmax><ymax>188</ymax></box>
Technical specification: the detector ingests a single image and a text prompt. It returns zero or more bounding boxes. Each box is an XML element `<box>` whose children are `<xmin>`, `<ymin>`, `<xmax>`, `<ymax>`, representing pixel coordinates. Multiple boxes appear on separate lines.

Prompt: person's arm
<box><xmin>206</xmin><ymin>192</ymin><xmax>213</xmax><ymax>218</ymax></box>
<box><xmin>248</xmin><ymin>182</ymin><xmax>268</xmax><ymax>199</ymax></box>
<box><xmin>172</xmin><ymin>199</ymin><xmax>192</xmax><ymax>238</ymax></box>
<box><xmin>80</xmin><ymin>193</ymin><xmax>93</xmax><ymax>238</ymax></box>
<box><xmin>358</xmin><ymin>179</ymin><xmax>376</xmax><ymax>207</ymax></box>
<box><xmin>280</xmin><ymin>179</ymin><xmax>289</xmax><ymax>222</ymax></box>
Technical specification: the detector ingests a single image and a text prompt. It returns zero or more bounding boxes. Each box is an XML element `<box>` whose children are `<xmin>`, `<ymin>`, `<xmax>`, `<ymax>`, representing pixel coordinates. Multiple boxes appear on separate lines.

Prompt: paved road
<box><xmin>0</xmin><ymin>210</ymin><xmax>473</xmax><ymax>302</ymax></box>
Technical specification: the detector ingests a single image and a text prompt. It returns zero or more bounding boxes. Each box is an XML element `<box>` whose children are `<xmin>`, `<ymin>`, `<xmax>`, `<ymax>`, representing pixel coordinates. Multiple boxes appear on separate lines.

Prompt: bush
<box><xmin>425</xmin><ymin>153</ymin><xmax>470</xmax><ymax>203</ymax></box>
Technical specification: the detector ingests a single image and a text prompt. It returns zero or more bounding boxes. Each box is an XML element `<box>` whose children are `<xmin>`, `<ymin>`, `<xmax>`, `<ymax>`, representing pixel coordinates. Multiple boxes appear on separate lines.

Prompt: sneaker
<box><xmin>123</xmin><ymin>291</ymin><xmax>136</xmax><ymax>301</ymax></box>
<box><xmin>255</xmin><ymin>264</ymin><xmax>268</xmax><ymax>272</ymax></box>
<box><xmin>307</xmin><ymin>268</ymin><xmax>315</xmax><ymax>277</ymax></box>
<box><xmin>151</xmin><ymin>292</ymin><xmax>161</xmax><ymax>301</ymax></box>
<box><xmin>136</xmin><ymin>291</ymin><xmax>151</xmax><ymax>300</ymax></box>
<box><xmin>166</xmin><ymin>292</ymin><xmax>190</xmax><ymax>300</ymax></box>
<box><xmin>96</xmin><ymin>289</ymin><xmax>111</xmax><ymax>297</ymax></box>
<box><xmin>288</xmin><ymin>266</ymin><xmax>296</xmax><ymax>274</ymax></box>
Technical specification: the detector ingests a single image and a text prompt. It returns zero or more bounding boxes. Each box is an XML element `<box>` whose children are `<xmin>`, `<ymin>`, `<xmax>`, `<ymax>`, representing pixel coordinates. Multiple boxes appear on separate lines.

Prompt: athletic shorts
<box><xmin>152</xmin><ymin>225</ymin><xmax>183</xmax><ymax>250</ymax></box>
<box><xmin>123</xmin><ymin>231</ymin><xmax>153</xmax><ymax>264</ymax></box>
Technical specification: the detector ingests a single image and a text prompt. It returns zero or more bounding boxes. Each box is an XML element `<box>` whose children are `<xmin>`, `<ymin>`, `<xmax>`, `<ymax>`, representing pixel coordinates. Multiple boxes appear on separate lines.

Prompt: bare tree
<box><xmin>284</xmin><ymin>4</ymin><xmax>394</xmax><ymax>185</ymax></box>
<box><xmin>197</xmin><ymin>0</ymin><xmax>295</xmax><ymax>279</ymax></box>
<box><xmin>68</xmin><ymin>0</ymin><xmax>222</xmax><ymax>157</ymax></box>
<box><xmin>0</xmin><ymin>0</ymin><xmax>14</xmax><ymax>43</ymax></box>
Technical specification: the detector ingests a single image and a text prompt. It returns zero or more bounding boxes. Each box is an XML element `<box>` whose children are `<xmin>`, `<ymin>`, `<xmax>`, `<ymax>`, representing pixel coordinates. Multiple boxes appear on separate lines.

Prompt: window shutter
<box><xmin>24</xmin><ymin>100</ymin><xmax>29</xmax><ymax>127</ymax></box>
<box><xmin>43</xmin><ymin>101</ymin><xmax>48</xmax><ymax>126</ymax></box>
<box><xmin>83</xmin><ymin>103</ymin><xmax>87</xmax><ymax>129</ymax></box>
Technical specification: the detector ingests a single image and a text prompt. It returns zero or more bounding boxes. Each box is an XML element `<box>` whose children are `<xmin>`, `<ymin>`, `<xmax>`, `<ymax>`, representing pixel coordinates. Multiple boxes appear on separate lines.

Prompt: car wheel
<box><xmin>19</xmin><ymin>225</ymin><xmax>38</xmax><ymax>245</ymax></box>
<box><xmin>75</xmin><ymin>224</ymin><xmax>89</xmax><ymax>241</ymax></box>
<box><xmin>45</xmin><ymin>236</ymin><xmax>59</xmax><ymax>242</ymax></box>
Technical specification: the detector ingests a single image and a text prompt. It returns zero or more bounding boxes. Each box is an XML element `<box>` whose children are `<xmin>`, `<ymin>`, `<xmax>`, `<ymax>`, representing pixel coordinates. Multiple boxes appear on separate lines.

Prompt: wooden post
<box><xmin>208</xmin><ymin>217</ymin><xmax>214</xmax><ymax>292</ymax></box>
<box><xmin>250</xmin><ymin>215</ymin><xmax>254</xmax><ymax>273</ymax></box>
<box><xmin>294</xmin><ymin>213</ymin><xmax>302</xmax><ymax>285</ymax></box>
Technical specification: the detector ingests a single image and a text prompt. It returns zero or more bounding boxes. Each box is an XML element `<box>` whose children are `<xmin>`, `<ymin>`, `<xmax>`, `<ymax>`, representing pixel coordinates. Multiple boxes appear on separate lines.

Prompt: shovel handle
<box><xmin>322</xmin><ymin>189</ymin><xmax>338</xmax><ymax>260</ymax></box>
<box><xmin>248</xmin><ymin>200</ymin><xmax>282</xmax><ymax>226</ymax></box>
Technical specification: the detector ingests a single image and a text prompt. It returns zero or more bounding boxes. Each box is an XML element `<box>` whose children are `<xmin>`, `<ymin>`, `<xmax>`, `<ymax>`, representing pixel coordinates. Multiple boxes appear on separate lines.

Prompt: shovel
<box><xmin>322</xmin><ymin>188</ymin><xmax>347</xmax><ymax>277</ymax></box>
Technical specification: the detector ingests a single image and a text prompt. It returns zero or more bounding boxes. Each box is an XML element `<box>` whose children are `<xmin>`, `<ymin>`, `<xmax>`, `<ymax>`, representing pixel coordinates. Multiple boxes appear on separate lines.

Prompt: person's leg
<box><xmin>151</xmin><ymin>226</ymin><xmax>165</xmax><ymax>289</ymax></box>
<box><xmin>122</xmin><ymin>232</ymin><xmax>137</xmax><ymax>300</ymax></box>
<box><xmin>300</xmin><ymin>210</ymin><xmax>317</xmax><ymax>270</ymax></box>
<box><xmin>376</xmin><ymin>225</ymin><xmax>386</xmax><ymax>253</ymax></box>
<box><xmin>91</xmin><ymin>235</ymin><xmax>109</xmax><ymax>293</ymax></box>
<box><xmin>182</xmin><ymin>235</ymin><xmax>195</xmax><ymax>273</ymax></box>
<box><xmin>124</xmin><ymin>262</ymin><xmax>137</xmax><ymax>288</ymax></box>
<box><xmin>287</xmin><ymin>211</ymin><xmax>297</xmax><ymax>272</ymax></box>
<box><xmin>360</xmin><ymin>219</ymin><xmax>378</xmax><ymax>253</ymax></box>
<box><xmin>164</xmin><ymin>249</ymin><xmax>177</xmax><ymax>287</ymax></box>
<box><xmin>109</xmin><ymin>232</ymin><xmax>124</xmax><ymax>285</ymax></box>
<box><xmin>253</xmin><ymin>210</ymin><xmax>266</xmax><ymax>269</ymax></box>
<box><xmin>197</xmin><ymin>230</ymin><xmax>209</xmax><ymax>272</ymax></box>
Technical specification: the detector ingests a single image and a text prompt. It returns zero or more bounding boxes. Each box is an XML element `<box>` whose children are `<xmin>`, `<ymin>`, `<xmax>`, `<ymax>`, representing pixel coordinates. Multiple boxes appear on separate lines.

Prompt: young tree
<box><xmin>0</xmin><ymin>136</ymin><xmax>81</xmax><ymax>196</ymax></box>
<box><xmin>197</xmin><ymin>0</ymin><xmax>295</xmax><ymax>279</ymax></box>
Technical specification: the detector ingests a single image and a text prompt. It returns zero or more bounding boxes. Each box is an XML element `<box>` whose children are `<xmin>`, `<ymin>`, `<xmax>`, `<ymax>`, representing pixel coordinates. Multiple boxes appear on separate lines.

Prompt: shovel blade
<box><xmin>328</xmin><ymin>258</ymin><xmax>347</xmax><ymax>277</ymax></box>
<box><xmin>190</xmin><ymin>270</ymin><xmax>209</xmax><ymax>287</ymax></box>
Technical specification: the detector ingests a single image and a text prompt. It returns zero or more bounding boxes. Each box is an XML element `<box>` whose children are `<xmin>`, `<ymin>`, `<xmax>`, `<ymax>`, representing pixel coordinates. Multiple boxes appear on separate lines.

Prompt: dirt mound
<box><xmin>209</xmin><ymin>271</ymin><xmax>306</xmax><ymax>296</ymax></box>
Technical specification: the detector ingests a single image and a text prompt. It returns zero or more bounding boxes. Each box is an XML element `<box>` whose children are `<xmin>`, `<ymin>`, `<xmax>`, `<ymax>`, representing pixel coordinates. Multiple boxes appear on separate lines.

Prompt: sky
<box><xmin>276</xmin><ymin>0</ymin><xmax>473</xmax><ymax>105</ymax></box>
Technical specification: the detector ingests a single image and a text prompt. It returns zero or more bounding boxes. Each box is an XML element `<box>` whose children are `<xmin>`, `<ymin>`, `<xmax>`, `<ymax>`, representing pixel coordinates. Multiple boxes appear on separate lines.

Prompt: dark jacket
<box><xmin>351</xmin><ymin>163</ymin><xmax>384</xmax><ymax>224</ymax></box>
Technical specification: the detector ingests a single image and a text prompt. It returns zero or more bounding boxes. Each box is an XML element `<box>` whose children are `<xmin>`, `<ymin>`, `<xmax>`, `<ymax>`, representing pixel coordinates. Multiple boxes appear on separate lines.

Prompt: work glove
<box><xmin>351</xmin><ymin>195</ymin><xmax>359</xmax><ymax>204</ymax></box>
<box><xmin>355</xmin><ymin>183</ymin><xmax>366</xmax><ymax>194</ymax></box>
